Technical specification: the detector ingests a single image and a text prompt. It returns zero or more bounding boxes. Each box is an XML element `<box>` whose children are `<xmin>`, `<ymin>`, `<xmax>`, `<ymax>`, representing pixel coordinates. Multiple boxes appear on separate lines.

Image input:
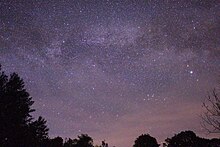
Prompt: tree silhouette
<box><xmin>165</xmin><ymin>131</ymin><xmax>197</xmax><ymax>147</ymax></box>
<box><xmin>64</xmin><ymin>138</ymin><xmax>74</xmax><ymax>147</ymax></box>
<box><xmin>133</xmin><ymin>134</ymin><xmax>159</xmax><ymax>147</ymax></box>
<box><xmin>48</xmin><ymin>136</ymin><xmax>63</xmax><ymax>147</ymax></box>
<box><xmin>27</xmin><ymin>116</ymin><xmax>49</xmax><ymax>145</ymax></box>
<box><xmin>93</xmin><ymin>140</ymin><xmax>109</xmax><ymax>147</ymax></box>
<box><xmin>101</xmin><ymin>140</ymin><xmax>108</xmax><ymax>147</ymax></box>
<box><xmin>163</xmin><ymin>130</ymin><xmax>220</xmax><ymax>147</ymax></box>
<box><xmin>72</xmin><ymin>134</ymin><xmax>94</xmax><ymax>147</ymax></box>
<box><xmin>209</xmin><ymin>138</ymin><xmax>220</xmax><ymax>147</ymax></box>
<box><xmin>201</xmin><ymin>89</ymin><xmax>220</xmax><ymax>134</ymax></box>
<box><xmin>0</xmin><ymin>65</ymin><xmax>49</xmax><ymax>146</ymax></box>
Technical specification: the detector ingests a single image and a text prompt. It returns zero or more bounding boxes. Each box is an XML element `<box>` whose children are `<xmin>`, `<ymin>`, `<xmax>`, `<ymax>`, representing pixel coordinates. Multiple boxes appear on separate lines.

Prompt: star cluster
<box><xmin>0</xmin><ymin>0</ymin><xmax>220</xmax><ymax>146</ymax></box>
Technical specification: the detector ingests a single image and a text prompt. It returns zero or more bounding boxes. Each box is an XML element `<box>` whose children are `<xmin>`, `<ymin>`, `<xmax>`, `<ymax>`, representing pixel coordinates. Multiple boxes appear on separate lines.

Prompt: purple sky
<box><xmin>0</xmin><ymin>0</ymin><xmax>220</xmax><ymax>146</ymax></box>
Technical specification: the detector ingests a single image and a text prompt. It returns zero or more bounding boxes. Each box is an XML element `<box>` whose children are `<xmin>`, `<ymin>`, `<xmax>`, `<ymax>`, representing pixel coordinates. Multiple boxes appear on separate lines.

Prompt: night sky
<box><xmin>0</xmin><ymin>0</ymin><xmax>220</xmax><ymax>146</ymax></box>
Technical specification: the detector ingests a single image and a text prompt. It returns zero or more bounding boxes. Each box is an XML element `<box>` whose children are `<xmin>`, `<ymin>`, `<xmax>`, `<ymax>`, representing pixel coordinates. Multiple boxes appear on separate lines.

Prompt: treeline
<box><xmin>0</xmin><ymin>65</ymin><xmax>220</xmax><ymax>147</ymax></box>
<box><xmin>14</xmin><ymin>131</ymin><xmax>220</xmax><ymax>147</ymax></box>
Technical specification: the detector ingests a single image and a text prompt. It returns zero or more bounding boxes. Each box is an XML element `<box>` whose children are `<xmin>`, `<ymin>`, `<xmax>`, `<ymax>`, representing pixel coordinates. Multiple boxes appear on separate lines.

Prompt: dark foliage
<box><xmin>72</xmin><ymin>134</ymin><xmax>94</xmax><ymax>147</ymax></box>
<box><xmin>0</xmin><ymin>65</ymin><xmax>49</xmax><ymax>147</ymax></box>
<box><xmin>63</xmin><ymin>138</ymin><xmax>75</xmax><ymax>147</ymax></box>
<box><xmin>101</xmin><ymin>140</ymin><xmax>108</xmax><ymax>147</ymax></box>
<box><xmin>164</xmin><ymin>130</ymin><xmax>220</xmax><ymax>147</ymax></box>
<box><xmin>27</xmin><ymin>116</ymin><xmax>49</xmax><ymax>145</ymax></box>
<box><xmin>47</xmin><ymin>136</ymin><xmax>63</xmax><ymax>147</ymax></box>
<box><xmin>133</xmin><ymin>134</ymin><xmax>160</xmax><ymax>147</ymax></box>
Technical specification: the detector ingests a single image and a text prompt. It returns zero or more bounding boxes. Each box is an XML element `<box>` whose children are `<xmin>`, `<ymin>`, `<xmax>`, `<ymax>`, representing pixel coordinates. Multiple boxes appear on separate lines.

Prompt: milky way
<box><xmin>0</xmin><ymin>0</ymin><xmax>220</xmax><ymax>146</ymax></box>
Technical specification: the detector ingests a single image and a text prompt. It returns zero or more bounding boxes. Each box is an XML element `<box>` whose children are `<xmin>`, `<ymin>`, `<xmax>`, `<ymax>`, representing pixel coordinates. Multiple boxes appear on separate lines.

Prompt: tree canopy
<box><xmin>0</xmin><ymin>65</ymin><xmax>49</xmax><ymax>146</ymax></box>
<box><xmin>72</xmin><ymin>134</ymin><xmax>94</xmax><ymax>147</ymax></box>
<box><xmin>133</xmin><ymin>134</ymin><xmax>159</xmax><ymax>147</ymax></box>
<box><xmin>164</xmin><ymin>130</ymin><xmax>220</xmax><ymax>147</ymax></box>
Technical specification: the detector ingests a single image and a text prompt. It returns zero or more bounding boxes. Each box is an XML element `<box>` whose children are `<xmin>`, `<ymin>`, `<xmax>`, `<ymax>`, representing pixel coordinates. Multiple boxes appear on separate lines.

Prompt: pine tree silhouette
<box><xmin>0</xmin><ymin>65</ymin><xmax>49</xmax><ymax>146</ymax></box>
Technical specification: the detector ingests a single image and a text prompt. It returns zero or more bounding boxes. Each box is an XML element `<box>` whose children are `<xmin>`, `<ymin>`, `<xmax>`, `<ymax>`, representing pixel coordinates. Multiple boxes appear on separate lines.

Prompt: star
<box><xmin>0</xmin><ymin>1</ymin><xmax>219</xmax><ymax>147</ymax></box>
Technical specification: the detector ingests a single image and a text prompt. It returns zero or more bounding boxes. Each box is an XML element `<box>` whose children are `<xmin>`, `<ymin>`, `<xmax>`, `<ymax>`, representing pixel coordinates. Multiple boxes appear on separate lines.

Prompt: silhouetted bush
<box><xmin>133</xmin><ymin>134</ymin><xmax>159</xmax><ymax>147</ymax></box>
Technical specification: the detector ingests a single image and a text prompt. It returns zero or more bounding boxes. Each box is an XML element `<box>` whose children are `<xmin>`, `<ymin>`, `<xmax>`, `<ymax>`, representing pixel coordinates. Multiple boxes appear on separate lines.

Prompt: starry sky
<box><xmin>0</xmin><ymin>0</ymin><xmax>220</xmax><ymax>146</ymax></box>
